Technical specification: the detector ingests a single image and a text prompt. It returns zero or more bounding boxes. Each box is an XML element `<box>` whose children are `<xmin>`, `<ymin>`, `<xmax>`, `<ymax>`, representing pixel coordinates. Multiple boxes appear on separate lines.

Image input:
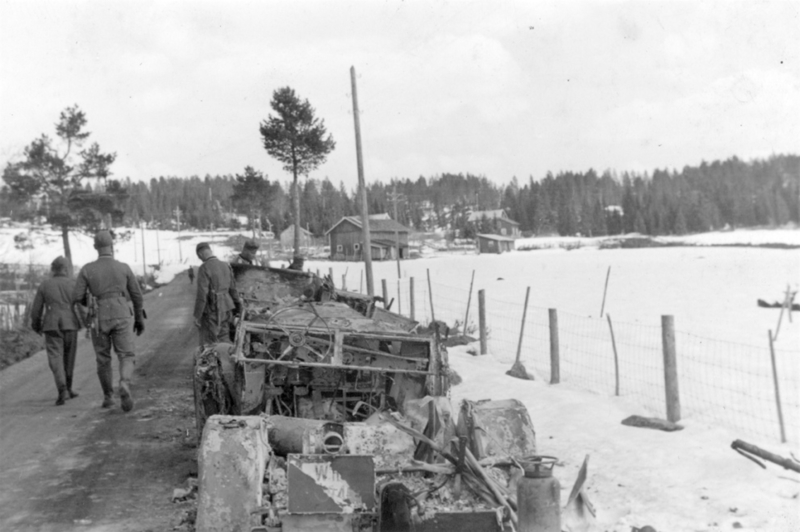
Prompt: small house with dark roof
<box><xmin>468</xmin><ymin>209</ymin><xmax>520</xmax><ymax>237</ymax></box>
<box><xmin>326</xmin><ymin>214</ymin><xmax>410</xmax><ymax>261</ymax></box>
<box><xmin>476</xmin><ymin>233</ymin><xmax>515</xmax><ymax>254</ymax></box>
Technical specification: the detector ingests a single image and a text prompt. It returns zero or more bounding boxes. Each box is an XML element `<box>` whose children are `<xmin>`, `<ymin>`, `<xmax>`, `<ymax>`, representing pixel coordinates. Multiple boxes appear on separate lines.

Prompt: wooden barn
<box><xmin>279</xmin><ymin>226</ymin><xmax>323</xmax><ymax>251</ymax></box>
<box><xmin>468</xmin><ymin>209</ymin><xmax>521</xmax><ymax>237</ymax></box>
<box><xmin>326</xmin><ymin>214</ymin><xmax>410</xmax><ymax>261</ymax></box>
<box><xmin>476</xmin><ymin>234</ymin><xmax>515</xmax><ymax>254</ymax></box>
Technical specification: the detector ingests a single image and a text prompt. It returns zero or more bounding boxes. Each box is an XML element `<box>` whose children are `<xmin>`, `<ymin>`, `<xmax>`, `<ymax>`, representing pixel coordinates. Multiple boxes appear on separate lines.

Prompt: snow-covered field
<box><xmin>449</xmin><ymin>346</ymin><xmax>799</xmax><ymax>531</ymax></box>
<box><xmin>2</xmin><ymin>224</ymin><xmax>799</xmax><ymax>530</ymax></box>
<box><xmin>0</xmin><ymin>225</ymin><xmax>258</xmax><ymax>286</ymax></box>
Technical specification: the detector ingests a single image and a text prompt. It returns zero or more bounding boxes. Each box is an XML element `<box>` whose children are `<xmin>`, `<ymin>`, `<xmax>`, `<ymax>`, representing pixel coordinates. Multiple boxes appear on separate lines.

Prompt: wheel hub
<box><xmin>288</xmin><ymin>331</ymin><xmax>306</xmax><ymax>347</ymax></box>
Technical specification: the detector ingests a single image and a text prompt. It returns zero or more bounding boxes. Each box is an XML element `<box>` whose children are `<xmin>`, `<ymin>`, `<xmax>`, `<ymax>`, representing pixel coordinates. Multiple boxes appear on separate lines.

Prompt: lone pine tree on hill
<box><xmin>259</xmin><ymin>87</ymin><xmax>335</xmax><ymax>261</ymax></box>
<box><xmin>2</xmin><ymin>105</ymin><xmax>122</xmax><ymax>275</ymax></box>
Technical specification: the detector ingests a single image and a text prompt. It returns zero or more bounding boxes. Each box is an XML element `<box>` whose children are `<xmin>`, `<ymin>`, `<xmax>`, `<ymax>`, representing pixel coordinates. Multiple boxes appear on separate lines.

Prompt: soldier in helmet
<box><xmin>30</xmin><ymin>256</ymin><xmax>82</xmax><ymax>405</ymax></box>
<box><xmin>231</xmin><ymin>239</ymin><xmax>260</xmax><ymax>265</ymax></box>
<box><xmin>72</xmin><ymin>230</ymin><xmax>145</xmax><ymax>412</ymax></box>
<box><xmin>194</xmin><ymin>242</ymin><xmax>241</xmax><ymax>346</ymax></box>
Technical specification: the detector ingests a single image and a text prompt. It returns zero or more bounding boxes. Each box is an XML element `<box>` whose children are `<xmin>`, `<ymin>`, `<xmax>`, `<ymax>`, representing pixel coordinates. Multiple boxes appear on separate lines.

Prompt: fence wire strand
<box><xmin>382</xmin><ymin>275</ymin><xmax>800</xmax><ymax>445</ymax></box>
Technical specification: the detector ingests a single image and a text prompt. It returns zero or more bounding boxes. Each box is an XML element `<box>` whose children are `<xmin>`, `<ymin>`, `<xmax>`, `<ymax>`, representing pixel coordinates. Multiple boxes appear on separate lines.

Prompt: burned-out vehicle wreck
<box><xmin>193</xmin><ymin>264</ymin><xmax>538</xmax><ymax>532</ymax></box>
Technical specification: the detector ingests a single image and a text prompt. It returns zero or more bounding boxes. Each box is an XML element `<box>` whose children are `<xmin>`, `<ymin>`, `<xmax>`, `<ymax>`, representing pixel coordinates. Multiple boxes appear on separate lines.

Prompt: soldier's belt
<box><xmin>97</xmin><ymin>291</ymin><xmax>126</xmax><ymax>300</ymax></box>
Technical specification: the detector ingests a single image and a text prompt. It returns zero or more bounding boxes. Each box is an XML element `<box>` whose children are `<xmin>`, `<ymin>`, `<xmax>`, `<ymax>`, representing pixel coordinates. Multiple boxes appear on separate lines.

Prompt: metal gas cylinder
<box><xmin>517</xmin><ymin>455</ymin><xmax>561</xmax><ymax>532</ymax></box>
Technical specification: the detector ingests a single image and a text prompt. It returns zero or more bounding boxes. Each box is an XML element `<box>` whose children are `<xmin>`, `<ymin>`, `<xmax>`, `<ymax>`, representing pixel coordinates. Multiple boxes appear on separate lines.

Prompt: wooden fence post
<box><xmin>409</xmin><ymin>277</ymin><xmax>415</xmax><ymax>321</ymax></box>
<box><xmin>478</xmin><ymin>289</ymin><xmax>487</xmax><ymax>355</ymax></box>
<box><xmin>396</xmin><ymin>281</ymin><xmax>402</xmax><ymax>316</ymax></box>
<box><xmin>426</xmin><ymin>269</ymin><xmax>436</xmax><ymax>325</ymax></box>
<box><xmin>607</xmin><ymin>314</ymin><xmax>620</xmax><ymax>396</ymax></box>
<box><xmin>382</xmin><ymin>279</ymin><xmax>388</xmax><ymax>309</ymax></box>
<box><xmin>768</xmin><ymin>330</ymin><xmax>787</xmax><ymax>443</ymax></box>
<box><xmin>661</xmin><ymin>315</ymin><xmax>681</xmax><ymax>423</ymax></box>
<box><xmin>463</xmin><ymin>270</ymin><xmax>475</xmax><ymax>335</ymax></box>
<box><xmin>329</xmin><ymin>267</ymin><xmax>333</xmax><ymax>280</ymax></box>
<box><xmin>513</xmin><ymin>287</ymin><xmax>531</xmax><ymax>366</ymax></box>
<box><xmin>342</xmin><ymin>274</ymin><xmax>347</xmax><ymax>291</ymax></box>
<box><xmin>549</xmin><ymin>308</ymin><xmax>560</xmax><ymax>384</ymax></box>
<box><xmin>600</xmin><ymin>266</ymin><xmax>611</xmax><ymax>318</ymax></box>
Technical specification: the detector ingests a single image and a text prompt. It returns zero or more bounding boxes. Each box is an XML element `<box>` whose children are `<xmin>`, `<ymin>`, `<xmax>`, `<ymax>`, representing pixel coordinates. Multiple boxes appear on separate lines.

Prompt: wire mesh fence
<box><xmin>379</xmin><ymin>275</ymin><xmax>800</xmax><ymax>445</ymax></box>
<box><xmin>0</xmin><ymin>263</ymin><xmax>39</xmax><ymax>331</ymax></box>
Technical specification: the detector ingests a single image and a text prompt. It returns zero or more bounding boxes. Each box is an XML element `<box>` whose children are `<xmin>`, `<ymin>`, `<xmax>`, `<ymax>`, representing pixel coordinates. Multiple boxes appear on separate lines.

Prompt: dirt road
<box><xmin>0</xmin><ymin>273</ymin><xmax>199</xmax><ymax>532</ymax></box>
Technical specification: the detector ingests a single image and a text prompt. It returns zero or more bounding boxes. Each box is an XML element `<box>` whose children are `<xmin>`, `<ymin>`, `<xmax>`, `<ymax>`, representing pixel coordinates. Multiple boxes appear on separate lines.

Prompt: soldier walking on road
<box><xmin>30</xmin><ymin>256</ymin><xmax>82</xmax><ymax>405</ymax></box>
<box><xmin>231</xmin><ymin>239</ymin><xmax>259</xmax><ymax>265</ymax></box>
<box><xmin>188</xmin><ymin>266</ymin><xmax>195</xmax><ymax>284</ymax></box>
<box><xmin>194</xmin><ymin>242</ymin><xmax>241</xmax><ymax>346</ymax></box>
<box><xmin>72</xmin><ymin>231</ymin><xmax>145</xmax><ymax>412</ymax></box>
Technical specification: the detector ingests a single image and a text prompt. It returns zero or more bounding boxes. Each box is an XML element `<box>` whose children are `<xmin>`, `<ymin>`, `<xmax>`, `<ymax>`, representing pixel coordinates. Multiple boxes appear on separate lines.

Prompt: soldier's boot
<box><xmin>55</xmin><ymin>387</ymin><xmax>69</xmax><ymax>406</ymax></box>
<box><xmin>98</xmin><ymin>366</ymin><xmax>115</xmax><ymax>408</ymax></box>
<box><xmin>119</xmin><ymin>358</ymin><xmax>135</xmax><ymax>413</ymax></box>
<box><xmin>66</xmin><ymin>374</ymin><xmax>78</xmax><ymax>399</ymax></box>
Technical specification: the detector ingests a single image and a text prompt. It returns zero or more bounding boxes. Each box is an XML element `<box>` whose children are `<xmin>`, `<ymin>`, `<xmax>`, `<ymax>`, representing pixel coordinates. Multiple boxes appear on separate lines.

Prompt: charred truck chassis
<box><xmin>193</xmin><ymin>265</ymin><xmax>536</xmax><ymax>532</ymax></box>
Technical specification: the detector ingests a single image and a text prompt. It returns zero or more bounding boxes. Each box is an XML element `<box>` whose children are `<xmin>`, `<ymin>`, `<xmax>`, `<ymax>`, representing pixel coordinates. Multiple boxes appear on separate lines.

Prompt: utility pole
<box><xmin>265</xmin><ymin>217</ymin><xmax>273</xmax><ymax>260</ymax></box>
<box><xmin>154</xmin><ymin>217</ymin><xmax>161</xmax><ymax>264</ymax></box>
<box><xmin>388</xmin><ymin>183</ymin><xmax>404</xmax><ymax>279</ymax></box>
<box><xmin>351</xmin><ymin>65</ymin><xmax>374</xmax><ymax>296</ymax></box>
<box><xmin>140</xmin><ymin>222</ymin><xmax>147</xmax><ymax>281</ymax></box>
<box><xmin>174</xmin><ymin>206</ymin><xmax>183</xmax><ymax>262</ymax></box>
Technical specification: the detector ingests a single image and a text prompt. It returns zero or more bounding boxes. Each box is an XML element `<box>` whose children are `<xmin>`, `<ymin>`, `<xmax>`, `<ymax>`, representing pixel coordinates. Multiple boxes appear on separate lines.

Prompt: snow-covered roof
<box><xmin>279</xmin><ymin>226</ymin><xmax>313</xmax><ymax>238</ymax></box>
<box><xmin>468</xmin><ymin>209</ymin><xmax>519</xmax><ymax>225</ymax></box>
<box><xmin>476</xmin><ymin>233</ymin><xmax>515</xmax><ymax>242</ymax></box>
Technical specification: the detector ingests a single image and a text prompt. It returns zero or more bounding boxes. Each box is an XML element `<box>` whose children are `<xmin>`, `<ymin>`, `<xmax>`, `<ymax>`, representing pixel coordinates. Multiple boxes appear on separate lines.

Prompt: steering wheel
<box><xmin>264</xmin><ymin>306</ymin><xmax>334</xmax><ymax>362</ymax></box>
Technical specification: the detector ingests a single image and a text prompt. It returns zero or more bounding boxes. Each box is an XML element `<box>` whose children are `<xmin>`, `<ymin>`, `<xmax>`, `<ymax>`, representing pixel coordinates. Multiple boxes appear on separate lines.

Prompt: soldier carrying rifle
<box><xmin>83</xmin><ymin>291</ymin><xmax>98</xmax><ymax>339</ymax></box>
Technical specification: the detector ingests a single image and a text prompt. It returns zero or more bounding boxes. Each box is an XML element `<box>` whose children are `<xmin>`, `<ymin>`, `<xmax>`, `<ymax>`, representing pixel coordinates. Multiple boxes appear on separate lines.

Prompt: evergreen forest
<box><xmin>1</xmin><ymin>155</ymin><xmax>797</xmax><ymax>238</ymax></box>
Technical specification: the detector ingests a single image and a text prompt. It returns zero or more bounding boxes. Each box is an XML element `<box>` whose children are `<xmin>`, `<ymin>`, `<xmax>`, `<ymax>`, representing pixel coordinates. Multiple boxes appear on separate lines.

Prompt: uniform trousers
<box><xmin>198</xmin><ymin>309</ymin><xmax>233</xmax><ymax>347</ymax></box>
<box><xmin>91</xmin><ymin>317</ymin><xmax>136</xmax><ymax>396</ymax></box>
<box><xmin>44</xmin><ymin>330</ymin><xmax>78</xmax><ymax>392</ymax></box>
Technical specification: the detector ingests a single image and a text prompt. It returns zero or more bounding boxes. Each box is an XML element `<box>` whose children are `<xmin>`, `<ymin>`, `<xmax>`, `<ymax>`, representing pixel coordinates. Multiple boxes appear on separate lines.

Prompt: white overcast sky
<box><xmin>1</xmin><ymin>0</ymin><xmax>798</xmax><ymax>190</ymax></box>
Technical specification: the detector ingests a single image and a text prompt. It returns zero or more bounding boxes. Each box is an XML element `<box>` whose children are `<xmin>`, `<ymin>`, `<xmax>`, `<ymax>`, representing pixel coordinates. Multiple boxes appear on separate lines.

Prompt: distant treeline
<box><xmin>1</xmin><ymin>155</ymin><xmax>797</xmax><ymax>237</ymax></box>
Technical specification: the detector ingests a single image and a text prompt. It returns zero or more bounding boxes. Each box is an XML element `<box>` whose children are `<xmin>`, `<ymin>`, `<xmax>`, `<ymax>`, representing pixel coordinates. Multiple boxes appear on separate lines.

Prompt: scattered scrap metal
<box><xmin>191</xmin><ymin>264</ymin><xmax>570</xmax><ymax>532</ymax></box>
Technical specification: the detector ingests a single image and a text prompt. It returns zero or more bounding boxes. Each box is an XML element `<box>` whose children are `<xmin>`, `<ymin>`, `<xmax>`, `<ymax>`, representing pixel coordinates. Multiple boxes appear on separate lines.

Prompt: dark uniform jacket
<box><xmin>194</xmin><ymin>256</ymin><xmax>240</xmax><ymax>321</ymax></box>
<box><xmin>31</xmin><ymin>274</ymin><xmax>81</xmax><ymax>333</ymax></box>
<box><xmin>73</xmin><ymin>254</ymin><xmax>144</xmax><ymax>322</ymax></box>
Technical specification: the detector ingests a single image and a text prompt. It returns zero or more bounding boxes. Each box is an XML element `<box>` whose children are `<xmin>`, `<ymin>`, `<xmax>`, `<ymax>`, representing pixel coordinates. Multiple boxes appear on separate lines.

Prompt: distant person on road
<box><xmin>72</xmin><ymin>230</ymin><xmax>145</xmax><ymax>413</ymax></box>
<box><xmin>188</xmin><ymin>266</ymin><xmax>195</xmax><ymax>284</ymax></box>
<box><xmin>194</xmin><ymin>242</ymin><xmax>241</xmax><ymax>346</ymax></box>
<box><xmin>231</xmin><ymin>239</ymin><xmax>259</xmax><ymax>265</ymax></box>
<box><xmin>30</xmin><ymin>256</ymin><xmax>82</xmax><ymax>405</ymax></box>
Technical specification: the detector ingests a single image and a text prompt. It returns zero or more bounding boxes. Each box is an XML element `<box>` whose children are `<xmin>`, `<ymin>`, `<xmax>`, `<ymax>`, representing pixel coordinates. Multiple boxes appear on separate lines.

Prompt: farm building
<box><xmin>468</xmin><ymin>209</ymin><xmax>520</xmax><ymax>237</ymax></box>
<box><xmin>326</xmin><ymin>214</ymin><xmax>410</xmax><ymax>261</ymax></box>
<box><xmin>279</xmin><ymin>226</ymin><xmax>323</xmax><ymax>251</ymax></box>
<box><xmin>476</xmin><ymin>233</ymin><xmax>515</xmax><ymax>254</ymax></box>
